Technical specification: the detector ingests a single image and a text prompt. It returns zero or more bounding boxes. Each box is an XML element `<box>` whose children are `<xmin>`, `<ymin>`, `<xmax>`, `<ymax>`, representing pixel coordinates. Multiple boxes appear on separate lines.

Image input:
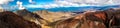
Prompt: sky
<box><xmin>0</xmin><ymin>0</ymin><xmax>120</xmax><ymax>9</ymax></box>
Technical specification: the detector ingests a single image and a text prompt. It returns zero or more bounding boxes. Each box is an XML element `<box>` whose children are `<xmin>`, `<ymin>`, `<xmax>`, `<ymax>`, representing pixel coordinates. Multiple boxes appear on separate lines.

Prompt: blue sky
<box><xmin>8</xmin><ymin>0</ymin><xmax>54</xmax><ymax>5</ymax></box>
<box><xmin>0</xmin><ymin>0</ymin><xmax>120</xmax><ymax>12</ymax></box>
<box><xmin>0</xmin><ymin>0</ymin><xmax>120</xmax><ymax>9</ymax></box>
<box><xmin>0</xmin><ymin>0</ymin><xmax>55</xmax><ymax>9</ymax></box>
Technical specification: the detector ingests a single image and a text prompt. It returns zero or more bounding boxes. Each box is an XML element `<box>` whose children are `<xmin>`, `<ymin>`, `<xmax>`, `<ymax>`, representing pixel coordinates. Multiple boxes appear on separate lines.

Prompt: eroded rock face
<box><xmin>55</xmin><ymin>18</ymin><xmax>82</xmax><ymax>28</ymax></box>
<box><xmin>15</xmin><ymin>9</ymin><xmax>42</xmax><ymax>20</ymax></box>
<box><xmin>104</xmin><ymin>8</ymin><xmax>120</xmax><ymax>28</ymax></box>
<box><xmin>55</xmin><ymin>12</ymin><xmax>106</xmax><ymax>28</ymax></box>
<box><xmin>55</xmin><ymin>8</ymin><xmax>120</xmax><ymax>28</ymax></box>
<box><xmin>35</xmin><ymin>10</ymin><xmax>76</xmax><ymax>28</ymax></box>
<box><xmin>0</xmin><ymin>7</ymin><xmax>3</xmax><ymax>12</ymax></box>
<box><xmin>0</xmin><ymin>9</ymin><xmax>3</xmax><ymax>12</ymax></box>
<box><xmin>0</xmin><ymin>11</ymin><xmax>41</xmax><ymax>28</ymax></box>
<box><xmin>35</xmin><ymin>10</ymin><xmax>74</xmax><ymax>23</ymax></box>
<box><xmin>14</xmin><ymin>9</ymin><xmax>44</xmax><ymax>25</ymax></box>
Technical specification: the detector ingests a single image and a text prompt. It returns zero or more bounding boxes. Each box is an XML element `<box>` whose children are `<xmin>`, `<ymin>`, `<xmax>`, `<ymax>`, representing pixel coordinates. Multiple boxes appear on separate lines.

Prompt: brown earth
<box><xmin>0</xmin><ymin>11</ymin><xmax>41</xmax><ymax>28</ymax></box>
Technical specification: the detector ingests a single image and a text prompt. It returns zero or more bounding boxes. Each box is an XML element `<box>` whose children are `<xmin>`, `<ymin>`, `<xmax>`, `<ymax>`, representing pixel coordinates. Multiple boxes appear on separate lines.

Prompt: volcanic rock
<box><xmin>0</xmin><ymin>11</ymin><xmax>41</xmax><ymax>28</ymax></box>
<box><xmin>14</xmin><ymin>9</ymin><xmax>44</xmax><ymax>25</ymax></box>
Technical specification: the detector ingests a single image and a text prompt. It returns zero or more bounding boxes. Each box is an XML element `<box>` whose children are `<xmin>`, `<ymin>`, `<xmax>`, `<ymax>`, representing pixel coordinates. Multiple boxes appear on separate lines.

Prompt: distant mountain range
<box><xmin>11</xmin><ymin>5</ymin><xmax>120</xmax><ymax>12</ymax></box>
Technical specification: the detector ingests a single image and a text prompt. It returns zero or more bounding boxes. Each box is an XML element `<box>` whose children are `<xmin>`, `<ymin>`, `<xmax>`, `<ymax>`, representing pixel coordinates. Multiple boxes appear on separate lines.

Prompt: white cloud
<box><xmin>56</xmin><ymin>0</ymin><xmax>120</xmax><ymax>5</ymax></box>
<box><xmin>26</xmin><ymin>1</ymin><xmax>91</xmax><ymax>9</ymax></box>
<box><xmin>29</xmin><ymin>0</ymin><xmax>36</xmax><ymax>4</ymax></box>
<box><xmin>26</xmin><ymin>4</ymin><xmax>58</xmax><ymax>9</ymax></box>
<box><xmin>17</xmin><ymin>1</ymin><xmax>25</xmax><ymax>10</ymax></box>
<box><xmin>25</xmin><ymin>0</ymin><xmax>120</xmax><ymax>9</ymax></box>
<box><xmin>0</xmin><ymin>0</ymin><xmax>14</xmax><ymax>11</ymax></box>
<box><xmin>0</xmin><ymin>0</ymin><xmax>14</xmax><ymax>4</ymax></box>
<box><xmin>29</xmin><ymin>0</ymin><xmax>33</xmax><ymax>3</ymax></box>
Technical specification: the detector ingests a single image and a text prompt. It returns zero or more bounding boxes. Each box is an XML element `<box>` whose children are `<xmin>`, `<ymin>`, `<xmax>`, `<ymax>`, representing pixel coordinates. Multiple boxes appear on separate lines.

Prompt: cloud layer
<box><xmin>26</xmin><ymin>0</ymin><xmax>120</xmax><ymax>9</ymax></box>
<box><xmin>56</xmin><ymin>0</ymin><xmax>120</xmax><ymax>5</ymax></box>
<box><xmin>26</xmin><ymin>1</ymin><xmax>92</xmax><ymax>9</ymax></box>
<box><xmin>0</xmin><ymin>0</ymin><xmax>14</xmax><ymax>4</ymax></box>
<box><xmin>0</xmin><ymin>0</ymin><xmax>14</xmax><ymax>11</ymax></box>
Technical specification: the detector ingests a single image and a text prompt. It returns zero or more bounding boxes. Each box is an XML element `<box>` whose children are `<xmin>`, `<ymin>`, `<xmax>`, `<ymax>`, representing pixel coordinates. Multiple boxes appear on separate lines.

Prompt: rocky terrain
<box><xmin>35</xmin><ymin>10</ymin><xmax>75</xmax><ymax>22</ymax></box>
<box><xmin>0</xmin><ymin>8</ymin><xmax>3</xmax><ymax>12</ymax></box>
<box><xmin>35</xmin><ymin>10</ymin><xmax>76</xmax><ymax>28</ymax></box>
<box><xmin>0</xmin><ymin>11</ymin><xmax>41</xmax><ymax>28</ymax></box>
<box><xmin>55</xmin><ymin>8</ymin><xmax>120</xmax><ymax>28</ymax></box>
<box><xmin>0</xmin><ymin>8</ymin><xmax>120</xmax><ymax>28</ymax></box>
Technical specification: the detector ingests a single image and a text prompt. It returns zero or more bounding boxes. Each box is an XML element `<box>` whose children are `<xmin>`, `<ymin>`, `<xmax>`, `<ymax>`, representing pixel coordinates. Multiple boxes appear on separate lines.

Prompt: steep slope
<box><xmin>0</xmin><ymin>11</ymin><xmax>41</xmax><ymax>28</ymax></box>
<box><xmin>15</xmin><ymin>9</ymin><xmax>45</xmax><ymax>25</ymax></box>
